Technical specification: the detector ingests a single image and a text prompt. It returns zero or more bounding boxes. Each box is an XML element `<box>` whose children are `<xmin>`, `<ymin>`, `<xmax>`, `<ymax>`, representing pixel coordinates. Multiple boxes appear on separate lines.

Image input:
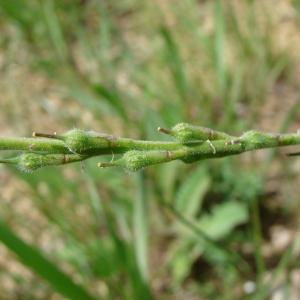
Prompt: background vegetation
<box><xmin>1</xmin><ymin>0</ymin><xmax>300</xmax><ymax>299</ymax></box>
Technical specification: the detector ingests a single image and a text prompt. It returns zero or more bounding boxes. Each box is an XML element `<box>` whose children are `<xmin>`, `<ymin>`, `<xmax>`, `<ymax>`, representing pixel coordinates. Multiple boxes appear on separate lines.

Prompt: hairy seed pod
<box><xmin>168</xmin><ymin>123</ymin><xmax>233</xmax><ymax>144</ymax></box>
<box><xmin>60</xmin><ymin>129</ymin><xmax>115</xmax><ymax>155</ymax></box>
<box><xmin>17</xmin><ymin>153</ymin><xmax>45</xmax><ymax>172</ymax></box>
<box><xmin>16</xmin><ymin>153</ymin><xmax>84</xmax><ymax>172</ymax></box>
<box><xmin>240</xmin><ymin>130</ymin><xmax>278</xmax><ymax>149</ymax></box>
<box><xmin>107</xmin><ymin>150</ymin><xmax>178</xmax><ymax>172</ymax></box>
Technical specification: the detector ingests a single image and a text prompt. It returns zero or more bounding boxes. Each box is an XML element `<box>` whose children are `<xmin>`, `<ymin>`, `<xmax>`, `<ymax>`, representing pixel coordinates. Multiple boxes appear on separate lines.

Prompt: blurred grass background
<box><xmin>1</xmin><ymin>0</ymin><xmax>300</xmax><ymax>299</ymax></box>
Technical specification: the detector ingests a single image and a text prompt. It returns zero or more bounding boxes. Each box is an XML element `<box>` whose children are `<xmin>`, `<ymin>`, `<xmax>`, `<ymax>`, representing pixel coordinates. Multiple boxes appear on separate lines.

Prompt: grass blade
<box><xmin>133</xmin><ymin>171</ymin><xmax>148</xmax><ymax>281</ymax></box>
<box><xmin>214</xmin><ymin>0</ymin><xmax>227</xmax><ymax>95</ymax></box>
<box><xmin>41</xmin><ymin>0</ymin><xmax>68</xmax><ymax>62</ymax></box>
<box><xmin>175</xmin><ymin>165</ymin><xmax>210</xmax><ymax>218</ymax></box>
<box><xmin>160</xmin><ymin>26</ymin><xmax>188</xmax><ymax>103</ymax></box>
<box><xmin>0</xmin><ymin>219</ymin><xmax>96</xmax><ymax>300</ymax></box>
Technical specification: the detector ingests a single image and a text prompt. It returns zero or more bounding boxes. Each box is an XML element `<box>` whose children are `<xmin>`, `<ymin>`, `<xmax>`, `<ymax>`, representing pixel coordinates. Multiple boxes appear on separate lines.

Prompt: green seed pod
<box><xmin>159</xmin><ymin>123</ymin><xmax>234</xmax><ymax>144</ymax></box>
<box><xmin>99</xmin><ymin>150</ymin><xmax>178</xmax><ymax>172</ymax></box>
<box><xmin>17</xmin><ymin>153</ymin><xmax>45</xmax><ymax>172</ymax></box>
<box><xmin>121</xmin><ymin>151</ymin><xmax>150</xmax><ymax>171</ymax></box>
<box><xmin>2</xmin><ymin>153</ymin><xmax>85</xmax><ymax>173</ymax></box>
<box><xmin>59</xmin><ymin>129</ymin><xmax>115</xmax><ymax>155</ymax></box>
<box><xmin>240</xmin><ymin>130</ymin><xmax>278</xmax><ymax>148</ymax></box>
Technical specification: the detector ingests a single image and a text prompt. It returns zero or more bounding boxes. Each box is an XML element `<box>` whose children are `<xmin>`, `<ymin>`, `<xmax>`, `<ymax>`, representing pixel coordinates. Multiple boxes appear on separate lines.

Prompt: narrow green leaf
<box><xmin>67</xmin><ymin>85</ymin><xmax>113</xmax><ymax>117</ymax></box>
<box><xmin>133</xmin><ymin>171</ymin><xmax>148</xmax><ymax>281</ymax></box>
<box><xmin>42</xmin><ymin>0</ymin><xmax>68</xmax><ymax>62</ymax></box>
<box><xmin>214</xmin><ymin>0</ymin><xmax>227</xmax><ymax>95</ymax></box>
<box><xmin>0</xmin><ymin>219</ymin><xmax>96</xmax><ymax>300</ymax></box>
<box><xmin>175</xmin><ymin>165</ymin><xmax>210</xmax><ymax>218</ymax></box>
<box><xmin>169</xmin><ymin>240</ymin><xmax>200</xmax><ymax>283</ymax></box>
<box><xmin>160</xmin><ymin>26</ymin><xmax>188</xmax><ymax>102</ymax></box>
<box><xmin>157</xmin><ymin>162</ymin><xmax>180</xmax><ymax>203</ymax></box>
<box><xmin>92</xmin><ymin>83</ymin><xmax>127</xmax><ymax>120</ymax></box>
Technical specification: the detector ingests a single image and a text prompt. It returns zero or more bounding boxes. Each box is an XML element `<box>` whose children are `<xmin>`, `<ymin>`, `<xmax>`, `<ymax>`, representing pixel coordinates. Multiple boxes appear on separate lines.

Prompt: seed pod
<box><xmin>58</xmin><ymin>129</ymin><xmax>116</xmax><ymax>155</ymax></box>
<box><xmin>240</xmin><ymin>130</ymin><xmax>278</xmax><ymax>148</ymax></box>
<box><xmin>0</xmin><ymin>153</ymin><xmax>85</xmax><ymax>173</ymax></box>
<box><xmin>17</xmin><ymin>153</ymin><xmax>45</xmax><ymax>172</ymax></box>
<box><xmin>19</xmin><ymin>153</ymin><xmax>86</xmax><ymax>172</ymax></box>
<box><xmin>99</xmin><ymin>150</ymin><xmax>179</xmax><ymax>172</ymax></box>
<box><xmin>159</xmin><ymin>123</ymin><xmax>234</xmax><ymax>143</ymax></box>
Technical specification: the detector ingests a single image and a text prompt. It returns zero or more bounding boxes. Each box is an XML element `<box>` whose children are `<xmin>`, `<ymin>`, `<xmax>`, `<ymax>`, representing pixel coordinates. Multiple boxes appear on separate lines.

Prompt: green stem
<box><xmin>1</xmin><ymin>126</ymin><xmax>300</xmax><ymax>172</ymax></box>
<box><xmin>0</xmin><ymin>137</ymin><xmax>70</xmax><ymax>154</ymax></box>
<box><xmin>111</xmin><ymin>138</ymin><xmax>184</xmax><ymax>153</ymax></box>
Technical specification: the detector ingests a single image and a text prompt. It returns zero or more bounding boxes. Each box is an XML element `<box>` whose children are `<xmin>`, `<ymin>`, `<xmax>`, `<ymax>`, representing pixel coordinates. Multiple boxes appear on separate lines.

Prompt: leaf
<box><xmin>71</xmin><ymin>85</ymin><xmax>112</xmax><ymax>113</ymax></box>
<box><xmin>157</xmin><ymin>162</ymin><xmax>181</xmax><ymax>203</ymax></box>
<box><xmin>0</xmin><ymin>218</ymin><xmax>96</xmax><ymax>300</ymax></box>
<box><xmin>92</xmin><ymin>83</ymin><xmax>127</xmax><ymax>120</ymax></box>
<box><xmin>175</xmin><ymin>165</ymin><xmax>210</xmax><ymax>218</ymax></box>
<box><xmin>168</xmin><ymin>239</ymin><xmax>202</xmax><ymax>283</ymax></box>
<box><xmin>0</xmin><ymin>0</ymin><xmax>35</xmax><ymax>30</ymax></box>
<box><xmin>197</xmin><ymin>201</ymin><xmax>248</xmax><ymax>240</ymax></box>
<box><xmin>214</xmin><ymin>0</ymin><xmax>227</xmax><ymax>95</ymax></box>
<box><xmin>42</xmin><ymin>0</ymin><xmax>68</xmax><ymax>62</ymax></box>
<box><xmin>160</xmin><ymin>26</ymin><xmax>188</xmax><ymax>102</ymax></box>
<box><xmin>133</xmin><ymin>172</ymin><xmax>148</xmax><ymax>281</ymax></box>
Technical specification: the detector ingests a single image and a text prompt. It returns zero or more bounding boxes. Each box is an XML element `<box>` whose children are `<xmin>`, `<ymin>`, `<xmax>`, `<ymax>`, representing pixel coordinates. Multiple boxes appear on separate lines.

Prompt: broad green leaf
<box><xmin>198</xmin><ymin>201</ymin><xmax>248</xmax><ymax>240</ymax></box>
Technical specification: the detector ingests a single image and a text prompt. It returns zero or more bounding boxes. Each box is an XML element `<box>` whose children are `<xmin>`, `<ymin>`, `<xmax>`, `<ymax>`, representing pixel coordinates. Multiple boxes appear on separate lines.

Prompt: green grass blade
<box><xmin>133</xmin><ymin>171</ymin><xmax>148</xmax><ymax>281</ymax></box>
<box><xmin>175</xmin><ymin>165</ymin><xmax>210</xmax><ymax>218</ymax></box>
<box><xmin>92</xmin><ymin>83</ymin><xmax>127</xmax><ymax>120</ymax></box>
<box><xmin>160</xmin><ymin>26</ymin><xmax>188</xmax><ymax>103</ymax></box>
<box><xmin>41</xmin><ymin>0</ymin><xmax>68</xmax><ymax>62</ymax></box>
<box><xmin>0</xmin><ymin>0</ymin><xmax>34</xmax><ymax>30</ymax></box>
<box><xmin>214</xmin><ymin>0</ymin><xmax>227</xmax><ymax>95</ymax></box>
<box><xmin>0</xmin><ymin>219</ymin><xmax>96</xmax><ymax>300</ymax></box>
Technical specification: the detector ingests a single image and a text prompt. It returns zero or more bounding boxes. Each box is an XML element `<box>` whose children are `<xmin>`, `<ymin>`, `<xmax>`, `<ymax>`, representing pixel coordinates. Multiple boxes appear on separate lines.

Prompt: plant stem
<box><xmin>0</xmin><ymin>137</ymin><xmax>70</xmax><ymax>154</ymax></box>
<box><xmin>0</xmin><ymin>126</ymin><xmax>300</xmax><ymax>171</ymax></box>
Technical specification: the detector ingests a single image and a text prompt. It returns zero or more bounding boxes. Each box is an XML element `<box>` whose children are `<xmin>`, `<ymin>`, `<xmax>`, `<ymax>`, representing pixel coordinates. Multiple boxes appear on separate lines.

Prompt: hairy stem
<box><xmin>0</xmin><ymin>137</ymin><xmax>71</xmax><ymax>154</ymax></box>
<box><xmin>0</xmin><ymin>125</ymin><xmax>299</xmax><ymax>172</ymax></box>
